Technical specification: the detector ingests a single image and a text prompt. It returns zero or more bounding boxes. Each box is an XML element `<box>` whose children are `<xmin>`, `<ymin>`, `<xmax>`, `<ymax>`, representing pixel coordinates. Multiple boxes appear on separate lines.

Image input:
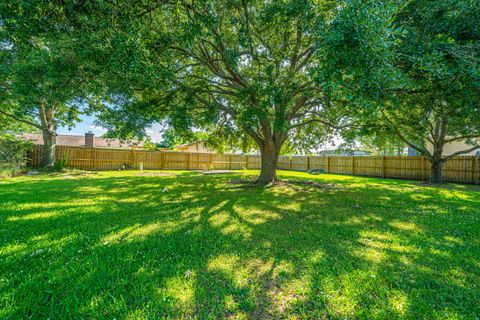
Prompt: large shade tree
<box><xmin>325</xmin><ymin>0</ymin><xmax>480</xmax><ymax>183</ymax></box>
<box><xmin>78</xmin><ymin>0</ymin><xmax>349</xmax><ymax>184</ymax></box>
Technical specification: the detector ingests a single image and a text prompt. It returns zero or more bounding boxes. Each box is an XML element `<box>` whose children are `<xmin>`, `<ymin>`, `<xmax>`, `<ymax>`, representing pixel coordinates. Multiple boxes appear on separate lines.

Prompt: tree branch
<box><xmin>445</xmin><ymin>135</ymin><xmax>480</xmax><ymax>143</ymax></box>
<box><xmin>444</xmin><ymin>145</ymin><xmax>480</xmax><ymax>161</ymax></box>
<box><xmin>288</xmin><ymin>118</ymin><xmax>353</xmax><ymax>130</ymax></box>
<box><xmin>381</xmin><ymin>109</ymin><xmax>432</xmax><ymax>158</ymax></box>
<box><xmin>0</xmin><ymin>109</ymin><xmax>42</xmax><ymax>129</ymax></box>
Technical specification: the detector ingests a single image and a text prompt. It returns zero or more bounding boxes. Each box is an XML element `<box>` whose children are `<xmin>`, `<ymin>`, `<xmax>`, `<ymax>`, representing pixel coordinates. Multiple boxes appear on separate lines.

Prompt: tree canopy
<box><xmin>0</xmin><ymin>1</ymin><xmax>96</xmax><ymax>166</ymax></box>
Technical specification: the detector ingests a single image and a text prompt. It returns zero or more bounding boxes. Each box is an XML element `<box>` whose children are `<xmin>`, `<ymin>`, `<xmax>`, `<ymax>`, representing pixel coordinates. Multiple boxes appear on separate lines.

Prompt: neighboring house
<box><xmin>317</xmin><ymin>148</ymin><xmax>372</xmax><ymax>156</ymax></box>
<box><xmin>21</xmin><ymin>131</ymin><xmax>143</xmax><ymax>149</ymax></box>
<box><xmin>174</xmin><ymin>141</ymin><xmax>214</xmax><ymax>153</ymax></box>
<box><xmin>407</xmin><ymin>147</ymin><xmax>417</xmax><ymax>156</ymax></box>
<box><xmin>426</xmin><ymin>139</ymin><xmax>480</xmax><ymax>157</ymax></box>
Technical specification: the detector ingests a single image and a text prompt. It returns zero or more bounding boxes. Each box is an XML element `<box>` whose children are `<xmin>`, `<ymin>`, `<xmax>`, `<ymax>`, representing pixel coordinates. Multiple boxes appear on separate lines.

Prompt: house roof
<box><xmin>317</xmin><ymin>148</ymin><xmax>372</xmax><ymax>155</ymax></box>
<box><xmin>21</xmin><ymin>133</ymin><xmax>143</xmax><ymax>149</ymax></box>
<box><xmin>175</xmin><ymin>140</ymin><xmax>207</xmax><ymax>148</ymax></box>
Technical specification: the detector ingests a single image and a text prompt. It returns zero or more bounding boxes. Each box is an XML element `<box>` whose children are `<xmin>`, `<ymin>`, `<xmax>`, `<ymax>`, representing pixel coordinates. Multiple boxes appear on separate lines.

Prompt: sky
<box><xmin>57</xmin><ymin>114</ymin><xmax>164</xmax><ymax>142</ymax></box>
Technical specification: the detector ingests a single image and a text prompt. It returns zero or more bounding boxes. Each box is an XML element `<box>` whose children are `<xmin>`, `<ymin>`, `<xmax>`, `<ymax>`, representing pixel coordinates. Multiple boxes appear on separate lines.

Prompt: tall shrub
<box><xmin>0</xmin><ymin>134</ymin><xmax>32</xmax><ymax>177</ymax></box>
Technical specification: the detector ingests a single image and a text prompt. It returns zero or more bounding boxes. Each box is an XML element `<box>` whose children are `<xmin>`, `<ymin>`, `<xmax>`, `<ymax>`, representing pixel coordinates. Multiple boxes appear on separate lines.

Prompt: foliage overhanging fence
<box><xmin>30</xmin><ymin>145</ymin><xmax>480</xmax><ymax>184</ymax></box>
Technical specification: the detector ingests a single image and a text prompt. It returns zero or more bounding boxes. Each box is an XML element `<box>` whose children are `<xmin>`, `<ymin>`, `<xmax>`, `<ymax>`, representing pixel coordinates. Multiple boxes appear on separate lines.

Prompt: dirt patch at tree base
<box><xmin>49</xmin><ymin>171</ymin><xmax>97</xmax><ymax>179</ymax></box>
<box><xmin>136</xmin><ymin>172</ymin><xmax>178</xmax><ymax>177</ymax></box>
<box><xmin>228</xmin><ymin>178</ymin><xmax>340</xmax><ymax>190</ymax></box>
<box><xmin>279</xmin><ymin>179</ymin><xmax>339</xmax><ymax>190</ymax></box>
<box><xmin>194</xmin><ymin>170</ymin><xmax>238</xmax><ymax>175</ymax></box>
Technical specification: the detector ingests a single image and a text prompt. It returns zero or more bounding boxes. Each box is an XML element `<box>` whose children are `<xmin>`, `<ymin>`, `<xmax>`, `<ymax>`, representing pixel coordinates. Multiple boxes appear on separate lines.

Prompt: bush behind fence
<box><xmin>30</xmin><ymin>145</ymin><xmax>480</xmax><ymax>184</ymax></box>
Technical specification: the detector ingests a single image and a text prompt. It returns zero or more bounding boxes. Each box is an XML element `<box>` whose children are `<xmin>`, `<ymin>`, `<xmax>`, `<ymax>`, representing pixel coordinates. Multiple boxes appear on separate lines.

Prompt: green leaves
<box><xmin>323</xmin><ymin>0</ymin><xmax>480</xmax><ymax>161</ymax></box>
<box><xmin>0</xmin><ymin>1</ymin><xmax>98</xmax><ymax>135</ymax></box>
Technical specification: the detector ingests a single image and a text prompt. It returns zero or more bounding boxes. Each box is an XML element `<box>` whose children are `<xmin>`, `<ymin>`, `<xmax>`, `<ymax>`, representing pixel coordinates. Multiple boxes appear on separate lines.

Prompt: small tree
<box><xmin>384</xmin><ymin>1</ymin><xmax>480</xmax><ymax>182</ymax></box>
<box><xmin>380</xmin><ymin>103</ymin><xmax>480</xmax><ymax>183</ymax></box>
<box><xmin>324</xmin><ymin>0</ymin><xmax>480</xmax><ymax>183</ymax></box>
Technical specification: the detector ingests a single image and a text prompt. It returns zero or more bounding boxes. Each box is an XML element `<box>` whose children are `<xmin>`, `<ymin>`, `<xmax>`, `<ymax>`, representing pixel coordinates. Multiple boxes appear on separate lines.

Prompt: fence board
<box><xmin>30</xmin><ymin>145</ymin><xmax>480</xmax><ymax>184</ymax></box>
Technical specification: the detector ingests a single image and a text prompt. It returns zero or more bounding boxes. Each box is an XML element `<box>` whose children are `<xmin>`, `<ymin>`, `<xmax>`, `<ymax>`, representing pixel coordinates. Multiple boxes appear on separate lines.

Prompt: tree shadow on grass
<box><xmin>1</xmin><ymin>172</ymin><xmax>479</xmax><ymax>318</ymax></box>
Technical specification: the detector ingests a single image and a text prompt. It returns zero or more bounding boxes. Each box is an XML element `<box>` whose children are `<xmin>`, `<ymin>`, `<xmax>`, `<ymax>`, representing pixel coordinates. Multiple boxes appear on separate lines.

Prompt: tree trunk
<box><xmin>257</xmin><ymin>141</ymin><xmax>280</xmax><ymax>185</ymax></box>
<box><xmin>38</xmin><ymin>104</ymin><xmax>57</xmax><ymax>168</ymax></box>
<box><xmin>428</xmin><ymin>137</ymin><xmax>445</xmax><ymax>183</ymax></box>
<box><xmin>429</xmin><ymin>157</ymin><xmax>443</xmax><ymax>184</ymax></box>
<box><xmin>41</xmin><ymin>129</ymin><xmax>56</xmax><ymax>168</ymax></box>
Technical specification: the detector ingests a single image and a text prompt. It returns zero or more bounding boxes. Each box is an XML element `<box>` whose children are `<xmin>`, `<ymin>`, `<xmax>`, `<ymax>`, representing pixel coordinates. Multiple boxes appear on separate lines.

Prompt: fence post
<box><xmin>245</xmin><ymin>155</ymin><xmax>249</xmax><ymax>169</ymax></box>
<box><xmin>327</xmin><ymin>156</ymin><xmax>331</xmax><ymax>173</ymax></box>
<box><xmin>471</xmin><ymin>157</ymin><xmax>476</xmax><ymax>184</ymax></box>
<box><xmin>91</xmin><ymin>148</ymin><xmax>96</xmax><ymax>170</ymax></box>
<box><xmin>31</xmin><ymin>145</ymin><xmax>37</xmax><ymax>167</ymax></box>
<box><xmin>307</xmin><ymin>156</ymin><xmax>310</xmax><ymax>171</ymax></box>
<box><xmin>160</xmin><ymin>151</ymin><xmax>164</xmax><ymax>170</ymax></box>
<box><xmin>229</xmin><ymin>154</ymin><xmax>232</xmax><ymax>170</ymax></box>
<box><xmin>420</xmin><ymin>156</ymin><xmax>424</xmax><ymax>180</ymax></box>
<box><xmin>290</xmin><ymin>156</ymin><xmax>293</xmax><ymax>170</ymax></box>
<box><xmin>187</xmin><ymin>153</ymin><xmax>190</xmax><ymax>170</ymax></box>
<box><xmin>130</xmin><ymin>148</ymin><xmax>135</xmax><ymax>169</ymax></box>
<box><xmin>423</xmin><ymin>156</ymin><xmax>428</xmax><ymax>180</ymax></box>
<box><xmin>382</xmin><ymin>156</ymin><xmax>386</xmax><ymax>178</ymax></box>
<box><xmin>475</xmin><ymin>156</ymin><xmax>479</xmax><ymax>185</ymax></box>
<box><xmin>352</xmin><ymin>156</ymin><xmax>355</xmax><ymax>176</ymax></box>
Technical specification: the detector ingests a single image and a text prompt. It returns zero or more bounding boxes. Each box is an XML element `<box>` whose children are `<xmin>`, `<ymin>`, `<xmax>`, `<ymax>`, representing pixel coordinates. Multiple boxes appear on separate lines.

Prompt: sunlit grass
<box><xmin>1</xmin><ymin>170</ymin><xmax>480</xmax><ymax>319</ymax></box>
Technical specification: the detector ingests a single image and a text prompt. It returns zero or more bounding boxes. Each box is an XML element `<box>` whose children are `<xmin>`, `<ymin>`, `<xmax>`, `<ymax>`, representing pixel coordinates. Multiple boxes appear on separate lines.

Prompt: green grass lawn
<box><xmin>1</xmin><ymin>170</ymin><xmax>480</xmax><ymax>319</ymax></box>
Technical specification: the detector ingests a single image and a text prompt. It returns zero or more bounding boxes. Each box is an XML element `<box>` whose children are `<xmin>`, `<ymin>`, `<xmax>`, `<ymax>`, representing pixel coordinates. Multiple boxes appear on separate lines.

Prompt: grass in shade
<box><xmin>1</xmin><ymin>170</ymin><xmax>479</xmax><ymax>319</ymax></box>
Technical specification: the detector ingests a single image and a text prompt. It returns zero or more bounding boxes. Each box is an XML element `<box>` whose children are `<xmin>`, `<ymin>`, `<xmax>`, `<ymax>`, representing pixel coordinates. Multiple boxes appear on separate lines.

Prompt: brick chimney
<box><xmin>85</xmin><ymin>131</ymin><xmax>94</xmax><ymax>148</ymax></box>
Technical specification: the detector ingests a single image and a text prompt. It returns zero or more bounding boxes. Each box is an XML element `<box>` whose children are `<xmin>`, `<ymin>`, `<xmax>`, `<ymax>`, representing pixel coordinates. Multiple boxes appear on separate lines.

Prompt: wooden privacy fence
<box><xmin>30</xmin><ymin>145</ymin><xmax>480</xmax><ymax>184</ymax></box>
